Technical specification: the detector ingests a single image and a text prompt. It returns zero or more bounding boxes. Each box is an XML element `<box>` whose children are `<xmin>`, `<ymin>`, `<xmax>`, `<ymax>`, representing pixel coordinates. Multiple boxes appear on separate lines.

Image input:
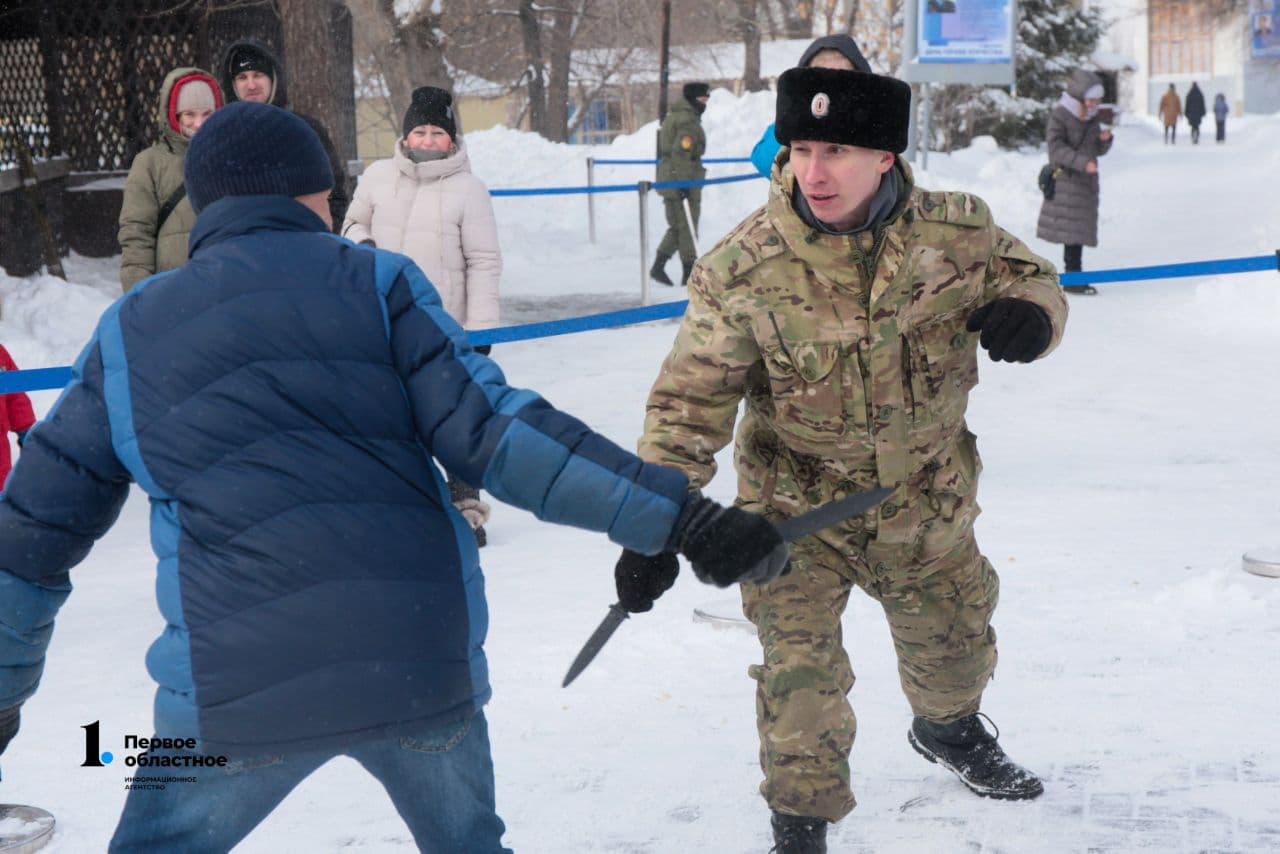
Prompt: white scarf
<box><xmin>1058</xmin><ymin>92</ymin><xmax>1098</xmax><ymax>121</ymax></box>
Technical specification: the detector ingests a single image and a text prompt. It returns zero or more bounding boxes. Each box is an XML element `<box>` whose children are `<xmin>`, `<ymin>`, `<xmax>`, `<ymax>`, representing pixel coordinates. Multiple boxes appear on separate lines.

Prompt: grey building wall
<box><xmin>1243</xmin><ymin>58</ymin><xmax>1280</xmax><ymax>113</ymax></box>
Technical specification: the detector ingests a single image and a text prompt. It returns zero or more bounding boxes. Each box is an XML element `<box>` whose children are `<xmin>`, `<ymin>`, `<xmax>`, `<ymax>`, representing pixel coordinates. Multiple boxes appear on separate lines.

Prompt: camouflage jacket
<box><xmin>656</xmin><ymin>99</ymin><xmax>706</xmax><ymax>198</ymax></box>
<box><xmin>638</xmin><ymin>155</ymin><xmax>1067</xmax><ymax>540</ymax></box>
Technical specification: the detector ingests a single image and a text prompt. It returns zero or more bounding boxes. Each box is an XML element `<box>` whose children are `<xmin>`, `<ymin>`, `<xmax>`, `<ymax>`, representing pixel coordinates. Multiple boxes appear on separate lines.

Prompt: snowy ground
<box><xmin>2</xmin><ymin>91</ymin><xmax>1279</xmax><ymax>852</ymax></box>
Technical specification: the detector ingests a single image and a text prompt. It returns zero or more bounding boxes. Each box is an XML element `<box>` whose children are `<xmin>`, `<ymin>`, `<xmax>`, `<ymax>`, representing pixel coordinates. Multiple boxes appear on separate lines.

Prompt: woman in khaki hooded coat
<box><xmin>343</xmin><ymin>86</ymin><xmax>501</xmax><ymax>546</ymax></box>
<box><xmin>117</xmin><ymin>67</ymin><xmax>222</xmax><ymax>291</ymax></box>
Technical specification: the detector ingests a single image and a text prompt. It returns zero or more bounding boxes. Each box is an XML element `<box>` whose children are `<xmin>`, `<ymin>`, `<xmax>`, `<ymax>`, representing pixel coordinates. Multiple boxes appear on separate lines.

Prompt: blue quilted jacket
<box><xmin>0</xmin><ymin>196</ymin><xmax>688</xmax><ymax>755</ymax></box>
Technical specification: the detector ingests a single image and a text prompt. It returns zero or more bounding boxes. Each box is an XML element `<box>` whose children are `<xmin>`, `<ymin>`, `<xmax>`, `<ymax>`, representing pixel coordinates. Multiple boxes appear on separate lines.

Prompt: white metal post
<box><xmin>586</xmin><ymin>157</ymin><xmax>596</xmax><ymax>243</ymax></box>
<box><xmin>638</xmin><ymin>180</ymin><xmax>651</xmax><ymax>305</ymax></box>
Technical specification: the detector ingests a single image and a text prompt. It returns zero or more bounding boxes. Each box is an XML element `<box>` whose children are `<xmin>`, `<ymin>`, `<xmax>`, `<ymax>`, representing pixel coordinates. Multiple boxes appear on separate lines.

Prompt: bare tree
<box><xmin>544</xmin><ymin>1</ymin><xmax>582</xmax><ymax>142</ymax></box>
<box><xmin>370</xmin><ymin>0</ymin><xmax>450</xmax><ymax>121</ymax></box>
<box><xmin>278</xmin><ymin>0</ymin><xmax>340</xmax><ymax>121</ymax></box>
<box><xmin>517</xmin><ymin>0</ymin><xmax>548</xmax><ymax>135</ymax></box>
<box><xmin>843</xmin><ymin>0</ymin><xmax>861</xmax><ymax>34</ymax></box>
<box><xmin>736</xmin><ymin>0</ymin><xmax>766</xmax><ymax>91</ymax></box>
<box><xmin>774</xmin><ymin>0</ymin><xmax>815</xmax><ymax>38</ymax></box>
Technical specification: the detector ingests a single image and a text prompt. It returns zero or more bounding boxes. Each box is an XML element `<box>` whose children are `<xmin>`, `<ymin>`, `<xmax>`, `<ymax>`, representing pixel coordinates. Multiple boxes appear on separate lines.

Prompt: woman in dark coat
<box><xmin>1036</xmin><ymin>69</ymin><xmax>1113</xmax><ymax>295</ymax></box>
<box><xmin>1184</xmin><ymin>82</ymin><xmax>1206</xmax><ymax>144</ymax></box>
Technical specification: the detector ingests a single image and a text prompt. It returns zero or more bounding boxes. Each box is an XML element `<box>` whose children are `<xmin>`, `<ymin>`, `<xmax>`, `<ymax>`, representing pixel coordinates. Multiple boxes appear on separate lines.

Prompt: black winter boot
<box><xmin>680</xmin><ymin>258</ymin><xmax>694</xmax><ymax>286</ymax></box>
<box><xmin>770</xmin><ymin>811</ymin><xmax>827</xmax><ymax>854</ymax></box>
<box><xmin>649</xmin><ymin>257</ymin><xmax>674</xmax><ymax>286</ymax></box>
<box><xmin>908</xmin><ymin>713</ymin><xmax>1044</xmax><ymax>800</ymax></box>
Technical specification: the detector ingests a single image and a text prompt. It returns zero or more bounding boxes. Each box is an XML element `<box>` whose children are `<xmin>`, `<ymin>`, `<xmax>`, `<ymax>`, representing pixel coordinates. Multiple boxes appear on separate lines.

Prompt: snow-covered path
<box><xmin>1</xmin><ymin>96</ymin><xmax>1278</xmax><ymax>852</ymax></box>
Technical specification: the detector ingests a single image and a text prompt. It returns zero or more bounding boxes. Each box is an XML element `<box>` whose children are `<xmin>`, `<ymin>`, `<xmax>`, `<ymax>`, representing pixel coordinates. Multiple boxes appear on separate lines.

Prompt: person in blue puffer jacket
<box><xmin>0</xmin><ymin>101</ymin><xmax>789</xmax><ymax>853</ymax></box>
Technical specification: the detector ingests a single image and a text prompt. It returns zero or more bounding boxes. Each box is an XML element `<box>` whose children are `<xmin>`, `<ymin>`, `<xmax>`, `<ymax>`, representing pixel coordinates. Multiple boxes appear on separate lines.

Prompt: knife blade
<box><xmin>773</xmin><ymin>486</ymin><xmax>895</xmax><ymax>542</ymax></box>
<box><xmin>561</xmin><ymin>486</ymin><xmax>894</xmax><ymax>688</ymax></box>
<box><xmin>562</xmin><ymin>602</ymin><xmax>629</xmax><ymax>687</ymax></box>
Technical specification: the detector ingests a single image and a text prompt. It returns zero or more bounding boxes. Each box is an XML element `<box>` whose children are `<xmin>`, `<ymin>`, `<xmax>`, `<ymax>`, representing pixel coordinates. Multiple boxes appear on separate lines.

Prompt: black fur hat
<box><xmin>774</xmin><ymin>66</ymin><xmax>911</xmax><ymax>154</ymax></box>
<box><xmin>683</xmin><ymin>82</ymin><xmax>710</xmax><ymax>101</ymax></box>
<box><xmin>402</xmin><ymin>86</ymin><xmax>457</xmax><ymax>140</ymax></box>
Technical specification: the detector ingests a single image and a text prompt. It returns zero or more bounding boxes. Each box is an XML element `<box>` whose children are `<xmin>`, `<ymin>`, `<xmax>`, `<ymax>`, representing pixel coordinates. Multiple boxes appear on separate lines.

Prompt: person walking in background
<box><xmin>342</xmin><ymin>85</ymin><xmax>501</xmax><ymax>547</ymax></box>
<box><xmin>1037</xmin><ymin>69</ymin><xmax>1113</xmax><ymax>296</ymax></box>
<box><xmin>1159</xmin><ymin>83</ymin><xmax>1181</xmax><ymax>144</ymax></box>
<box><xmin>216</xmin><ymin>38</ymin><xmax>348</xmax><ymax>230</ymax></box>
<box><xmin>117</xmin><ymin>66</ymin><xmax>222</xmax><ymax>291</ymax></box>
<box><xmin>649</xmin><ymin>82</ymin><xmax>708</xmax><ymax>287</ymax></box>
<box><xmin>750</xmin><ymin>34</ymin><xmax>873</xmax><ymax>178</ymax></box>
<box><xmin>1213</xmin><ymin>92</ymin><xmax>1229</xmax><ymax>143</ymax></box>
<box><xmin>619</xmin><ymin>60</ymin><xmax>1066</xmax><ymax>852</ymax></box>
<box><xmin>1184</xmin><ymin>82</ymin><xmax>1206</xmax><ymax>145</ymax></box>
<box><xmin>0</xmin><ymin>101</ymin><xmax>789</xmax><ymax>854</ymax></box>
<box><xmin>0</xmin><ymin>343</ymin><xmax>35</xmax><ymax>489</ymax></box>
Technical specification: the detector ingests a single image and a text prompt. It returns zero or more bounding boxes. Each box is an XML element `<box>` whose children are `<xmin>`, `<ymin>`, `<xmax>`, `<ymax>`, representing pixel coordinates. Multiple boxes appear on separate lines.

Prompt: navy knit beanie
<box><xmin>184</xmin><ymin>101</ymin><xmax>333</xmax><ymax>213</ymax></box>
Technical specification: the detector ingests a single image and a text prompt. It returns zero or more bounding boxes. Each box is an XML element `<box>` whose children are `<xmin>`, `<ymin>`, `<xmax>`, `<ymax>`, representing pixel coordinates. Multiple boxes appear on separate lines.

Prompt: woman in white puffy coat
<box><xmin>343</xmin><ymin>86</ymin><xmax>500</xmax><ymax>545</ymax></box>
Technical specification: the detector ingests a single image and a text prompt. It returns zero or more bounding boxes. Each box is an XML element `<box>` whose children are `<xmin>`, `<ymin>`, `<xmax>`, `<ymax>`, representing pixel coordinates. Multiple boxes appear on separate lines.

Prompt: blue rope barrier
<box><xmin>2</xmin><ymin>253</ymin><xmax>1274</xmax><ymax>394</ymax></box>
<box><xmin>593</xmin><ymin>157</ymin><xmax>752</xmax><ymax>165</ymax></box>
<box><xmin>491</xmin><ymin>171</ymin><xmax>762</xmax><ymax>197</ymax></box>
<box><xmin>470</xmin><ymin>301</ymin><xmax>686</xmax><ymax>346</ymax></box>
<box><xmin>0</xmin><ymin>367</ymin><xmax>73</xmax><ymax>394</ymax></box>
<box><xmin>1059</xmin><ymin>253</ymin><xmax>1277</xmax><ymax>285</ymax></box>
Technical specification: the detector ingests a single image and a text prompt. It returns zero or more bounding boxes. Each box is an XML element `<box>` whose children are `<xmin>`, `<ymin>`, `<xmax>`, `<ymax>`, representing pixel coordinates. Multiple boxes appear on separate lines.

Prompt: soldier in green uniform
<box><xmin>650</xmin><ymin>82</ymin><xmax>709</xmax><ymax>287</ymax></box>
<box><xmin>613</xmin><ymin>65</ymin><xmax>1068</xmax><ymax>852</ymax></box>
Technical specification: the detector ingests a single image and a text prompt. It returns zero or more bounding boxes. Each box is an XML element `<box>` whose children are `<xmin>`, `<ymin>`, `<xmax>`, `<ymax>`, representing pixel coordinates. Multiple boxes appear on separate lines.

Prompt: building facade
<box><xmin>1090</xmin><ymin>0</ymin><xmax>1280</xmax><ymax>116</ymax></box>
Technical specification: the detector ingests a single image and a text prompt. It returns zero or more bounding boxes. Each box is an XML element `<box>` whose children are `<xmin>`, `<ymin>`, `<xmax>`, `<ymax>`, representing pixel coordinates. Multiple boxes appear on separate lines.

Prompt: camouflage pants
<box><xmin>656</xmin><ymin>189</ymin><xmax>702</xmax><ymax>263</ymax></box>
<box><xmin>738</xmin><ymin>432</ymin><xmax>999</xmax><ymax>822</ymax></box>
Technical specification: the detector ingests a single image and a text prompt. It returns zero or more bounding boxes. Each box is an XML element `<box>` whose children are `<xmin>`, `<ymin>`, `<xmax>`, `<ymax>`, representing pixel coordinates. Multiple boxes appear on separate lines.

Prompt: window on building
<box><xmin>1149</xmin><ymin>0</ymin><xmax>1213</xmax><ymax>75</ymax></box>
<box><xmin>569</xmin><ymin>95</ymin><xmax>623</xmax><ymax>145</ymax></box>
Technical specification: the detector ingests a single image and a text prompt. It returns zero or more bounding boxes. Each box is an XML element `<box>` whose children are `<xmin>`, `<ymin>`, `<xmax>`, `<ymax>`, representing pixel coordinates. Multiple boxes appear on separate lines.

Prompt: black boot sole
<box><xmin>908</xmin><ymin>729</ymin><xmax>1045</xmax><ymax>800</ymax></box>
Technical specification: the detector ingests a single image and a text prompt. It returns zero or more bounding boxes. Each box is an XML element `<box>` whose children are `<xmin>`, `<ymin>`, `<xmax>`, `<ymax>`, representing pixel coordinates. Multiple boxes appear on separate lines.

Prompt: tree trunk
<box><xmin>519</xmin><ymin>0</ymin><xmax>547</xmax><ymax>136</ymax></box>
<box><xmin>738</xmin><ymin>0</ymin><xmax>765</xmax><ymax>92</ymax></box>
<box><xmin>843</xmin><ymin>0</ymin><xmax>861</xmax><ymax>34</ymax></box>
<box><xmin>278</xmin><ymin>0</ymin><xmax>338</xmax><ymax>122</ymax></box>
<box><xmin>544</xmin><ymin>2</ymin><xmax>577</xmax><ymax>142</ymax></box>
<box><xmin>369</xmin><ymin>0</ymin><xmax>450</xmax><ymax>126</ymax></box>
<box><xmin>777</xmin><ymin>0</ymin><xmax>814</xmax><ymax>39</ymax></box>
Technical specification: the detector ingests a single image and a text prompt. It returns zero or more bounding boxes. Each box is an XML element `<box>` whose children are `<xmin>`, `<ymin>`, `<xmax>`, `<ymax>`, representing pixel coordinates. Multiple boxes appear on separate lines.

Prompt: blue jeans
<box><xmin>109</xmin><ymin>712</ymin><xmax>510</xmax><ymax>853</ymax></box>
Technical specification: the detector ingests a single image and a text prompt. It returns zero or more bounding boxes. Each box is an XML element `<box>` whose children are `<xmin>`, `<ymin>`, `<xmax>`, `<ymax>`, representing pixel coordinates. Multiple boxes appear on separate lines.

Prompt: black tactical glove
<box><xmin>965</xmin><ymin>298</ymin><xmax>1051</xmax><ymax>363</ymax></box>
<box><xmin>0</xmin><ymin>706</ymin><xmax>20</xmax><ymax>756</ymax></box>
<box><xmin>676</xmin><ymin>495</ymin><xmax>789</xmax><ymax>587</ymax></box>
<box><xmin>614</xmin><ymin>549</ymin><xmax>679</xmax><ymax>613</ymax></box>
<box><xmin>473</xmin><ymin>344</ymin><xmax>492</xmax><ymax>356</ymax></box>
<box><xmin>15</xmin><ymin>430</ymin><xmax>27</xmax><ymax>449</ymax></box>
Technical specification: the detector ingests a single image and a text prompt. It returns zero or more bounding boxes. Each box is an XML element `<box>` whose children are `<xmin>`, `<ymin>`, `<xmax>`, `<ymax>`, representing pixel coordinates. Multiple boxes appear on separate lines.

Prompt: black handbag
<box><xmin>1037</xmin><ymin>164</ymin><xmax>1059</xmax><ymax>201</ymax></box>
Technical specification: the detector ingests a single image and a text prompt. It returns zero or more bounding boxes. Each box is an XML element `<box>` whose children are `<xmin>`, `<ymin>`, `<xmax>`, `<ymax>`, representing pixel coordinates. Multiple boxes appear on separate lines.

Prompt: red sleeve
<box><xmin>0</xmin><ymin>348</ymin><xmax>36</xmax><ymax>432</ymax></box>
<box><xmin>6</xmin><ymin>391</ymin><xmax>36</xmax><ymax>433</ymax></box>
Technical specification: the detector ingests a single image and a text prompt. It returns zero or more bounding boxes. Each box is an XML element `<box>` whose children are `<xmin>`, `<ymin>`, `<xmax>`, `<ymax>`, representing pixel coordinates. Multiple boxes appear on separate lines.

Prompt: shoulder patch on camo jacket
<box><xmin>915</xmin><ymin>190</ymin><xmax>990</xmax><ymax>229</ymax></box>
<box><xmin>699</xmin><ymin>205</ymin><xmax>788</xmax><ymax>280</ymax></box>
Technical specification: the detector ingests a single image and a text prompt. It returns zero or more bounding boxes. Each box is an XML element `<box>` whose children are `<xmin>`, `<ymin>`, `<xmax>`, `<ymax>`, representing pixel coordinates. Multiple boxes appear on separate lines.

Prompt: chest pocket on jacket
<box><xmin>761</xmin><ymin>339</ymin><xmax>866</xmax><ymax>447</ymax></box>
<box><xmin>902</xmin><ymin>316</ymin><xmax>979</xmax><ymax>438</ymax></box>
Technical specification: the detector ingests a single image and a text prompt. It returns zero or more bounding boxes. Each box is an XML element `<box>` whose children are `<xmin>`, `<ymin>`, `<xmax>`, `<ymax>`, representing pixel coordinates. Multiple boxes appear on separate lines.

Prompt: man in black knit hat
<box><xmin>216</xmin><ymin>38</ymin><xmax>349</xmax><ymax>230</ymax></box>
<box><xmin>616</xmin><ymin>60</ymin><xmax>1068</xmax><ymax>852</ymax></box>
<box><xmin>650</xmin><ymin>81</ymin><xmax>710</xmax><ymax>287</ymax></box>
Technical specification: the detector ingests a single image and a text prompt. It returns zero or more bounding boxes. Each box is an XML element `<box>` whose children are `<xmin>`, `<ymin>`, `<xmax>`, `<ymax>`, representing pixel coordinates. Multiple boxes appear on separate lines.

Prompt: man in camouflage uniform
<box><xmin>650</xmin><ymin>82</ymin><xmax>709</xmax><ymax>287</ymax></box>
<box><xmin>614</xmin><ymin>65</ymin><xmax>1067</xmax><ymax>852</ymax></box>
